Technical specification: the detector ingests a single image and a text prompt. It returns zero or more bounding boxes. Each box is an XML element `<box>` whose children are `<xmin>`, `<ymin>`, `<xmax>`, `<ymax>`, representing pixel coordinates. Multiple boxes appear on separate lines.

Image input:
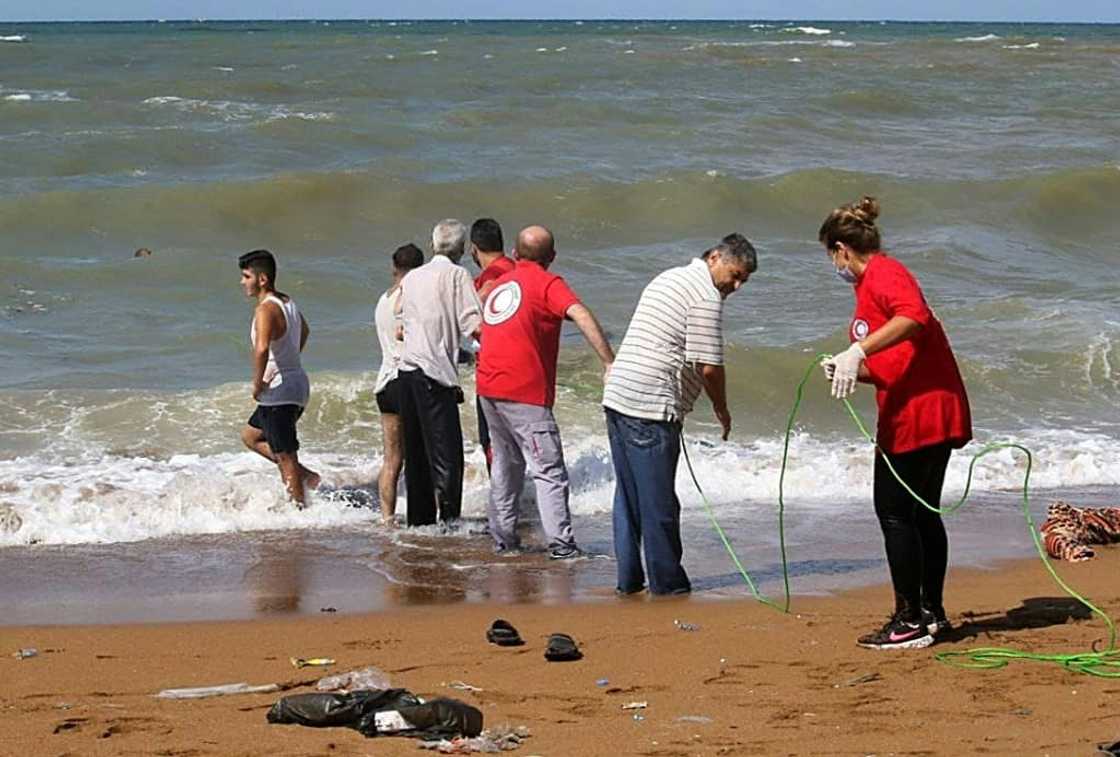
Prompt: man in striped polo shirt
<box><xmin>602</xmin><ymin>234</ymin><xmax>757</xmax><ymax>595</ymax></box>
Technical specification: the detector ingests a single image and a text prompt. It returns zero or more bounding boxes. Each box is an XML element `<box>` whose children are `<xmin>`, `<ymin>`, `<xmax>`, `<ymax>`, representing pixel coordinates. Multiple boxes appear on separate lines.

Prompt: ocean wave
<box><xmin>1003</xmin><ymin>43</ymin><xmax>1041</xmax><ymax>50</ymax></box>
<box><xmin>784</xmin><ymin>26</ymin><xmax>831</xmax><ymax>35</ymax></box>
<box><xmin>1</xmin><ymin>89</ymin><xmax>78</xmax><ymax>103</ymax></box>
<box><xmin>1</xmin><ymin>165</ymin><xmax>1118</xmax><ymax>250</ymax></box>
<box><xmin>141</xmin><ymin>95</ymin><xmax>334</xmax><ymax>123</ymax></box>
<box><xmin>1</xmin><ymin>424</ymin><xmax>1118</xmax><ymax>548</ymax></box>
<box><xmin>0</xmin><ymin>35</ymin><xmax>28</xmax><ymax>42</ymax></box>
<box><xmin>956</xmin><ymin>33</ymin><xmax>1000</xmax><ymax>42</ymax></box>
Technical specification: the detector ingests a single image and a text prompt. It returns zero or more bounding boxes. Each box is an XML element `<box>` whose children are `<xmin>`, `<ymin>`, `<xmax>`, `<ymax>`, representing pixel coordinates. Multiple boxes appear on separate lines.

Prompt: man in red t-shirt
<box><xmin>469</xmin><ymin>218</ymin><xmax>516</xmax><ymax>471</ymax></box>
<box><xmin>477</xmin><ymin>225</ymin><xmax>614</xmax><ymax>559</ymax></box>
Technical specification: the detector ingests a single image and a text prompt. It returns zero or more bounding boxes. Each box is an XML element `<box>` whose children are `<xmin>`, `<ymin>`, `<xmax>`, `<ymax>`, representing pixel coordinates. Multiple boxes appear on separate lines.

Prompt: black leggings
<box><xmin>873</xmin><ymin>443</ymin><xmax>952</xmax><ymax>621</ymax></box>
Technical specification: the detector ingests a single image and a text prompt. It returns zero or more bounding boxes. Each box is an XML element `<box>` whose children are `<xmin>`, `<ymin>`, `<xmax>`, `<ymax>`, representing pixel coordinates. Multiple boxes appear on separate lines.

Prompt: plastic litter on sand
<box><xmin>316</xmin><ymin>666</ymin><xmax>391</xmax><ymax>692</ymax></box>
<box><xmin>290</xmin><ymin>656</ymin><xmax>335</xmax><ymax>668</ymax></box>
<box><xmin>156</xmin><ymin>682</ymin><xmax>280</xmax><ymax>699</ymax></box>
<box><xmin>419</xmin><ymin>724</ymin><xmax>530</xmax><ymax>753</ymax></box>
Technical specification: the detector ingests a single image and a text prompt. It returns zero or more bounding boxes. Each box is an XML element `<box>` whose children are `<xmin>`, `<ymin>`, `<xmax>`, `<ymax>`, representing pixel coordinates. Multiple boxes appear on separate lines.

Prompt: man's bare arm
<box><xmin>698</xmin><ymin>362</ymin><xmax>731</xmax><ymax>440</ymax></box>
<box><xmin>566</xmin><ymin>303</ymin><xmax>614</xmax><ymax>377</ymax></box>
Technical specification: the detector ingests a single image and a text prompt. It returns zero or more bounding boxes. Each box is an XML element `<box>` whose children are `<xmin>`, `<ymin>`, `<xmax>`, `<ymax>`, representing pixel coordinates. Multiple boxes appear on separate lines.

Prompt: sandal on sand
<box><xmin>544</xmin><ymin>632</ymin><xmax>583</xmax><ymax>662</ymax></box>
<box><xmin>486</xmin><ymin>619</ymin><xmax>525</xmax><ymax>647</ymax></box>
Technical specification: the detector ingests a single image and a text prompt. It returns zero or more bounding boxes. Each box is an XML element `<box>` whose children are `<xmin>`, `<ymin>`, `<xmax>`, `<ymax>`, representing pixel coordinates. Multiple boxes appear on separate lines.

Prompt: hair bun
<box><xmin>851</xmin><ymin>196</ymin><xmax>880</xmax><ymax>224</ymax></box>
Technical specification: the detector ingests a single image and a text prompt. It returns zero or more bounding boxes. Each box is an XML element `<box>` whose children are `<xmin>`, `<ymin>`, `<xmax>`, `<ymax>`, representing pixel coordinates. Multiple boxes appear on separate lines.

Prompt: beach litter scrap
<box><xmin>12</xmin><ymin>648</ymin><xmax>38</xmax><ymax>659</ymax></box>
<box><xmin>674</xmin><ymin>619</ymin><xmax>700</xmax><ymax>632</ymax></box>
<box><xmin>446</xmin><ymin>680</ymin><xmax>484</xmax><ymax>693</ymax></box>
<box><xmin>291</xmin><ymin>656</ymin><xmax>335</xmax><ymax>669</ymax></box>
<box><xmin>835</xmin><ymin>672</ymin><xmax>882</xmax><ymax>688</ymax></box>
<box><xmin>419</xmin><ymin>725</ymin><xmax>531</xmax><ymax>753</ymax></box>
<box><xmin>317</xmin><ymin>666</ymin><xmax>391</xmax><ymax>692</ymax></box>
<box><xmin>156</xmin><ymin>682</ymin><xmax>281</xmax><ymax>700</ymax></box>
<box><xmin>621</xmin><ymin>701</ymin><xmax>648</xmax><ymax>710</ymax></box>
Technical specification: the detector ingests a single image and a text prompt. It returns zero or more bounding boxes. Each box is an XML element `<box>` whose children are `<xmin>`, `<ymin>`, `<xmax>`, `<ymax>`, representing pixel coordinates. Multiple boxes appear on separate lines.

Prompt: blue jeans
<box><xmin>605</xmin><ymin>408</ymin><xmax>690</xmax><ymax>595</ymax></box>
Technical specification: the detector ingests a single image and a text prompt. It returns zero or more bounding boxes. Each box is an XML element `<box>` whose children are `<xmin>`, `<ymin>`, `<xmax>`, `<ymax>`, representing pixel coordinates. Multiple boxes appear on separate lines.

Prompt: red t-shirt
<box><xmin>474</xmin><ymin>255</ymin><xmax>515</xmax><ymax>294</ymax></box>
<box><xmin>851</xmin><ymin>254</ymin><xmax>972</xmax><ymax>454</ymax></box>
<box><xmin>477</xmin><ymin>260</ymin><xmax>581</xmax><ymax>407</ymax></box>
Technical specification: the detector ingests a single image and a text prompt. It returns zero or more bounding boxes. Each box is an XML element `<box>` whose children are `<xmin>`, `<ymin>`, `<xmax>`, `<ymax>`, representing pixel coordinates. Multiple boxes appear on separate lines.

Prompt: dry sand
<box><xmin>3</xmin><ymin>552</ymin><xmax>1119</xmax><ymax>756</ymax></box>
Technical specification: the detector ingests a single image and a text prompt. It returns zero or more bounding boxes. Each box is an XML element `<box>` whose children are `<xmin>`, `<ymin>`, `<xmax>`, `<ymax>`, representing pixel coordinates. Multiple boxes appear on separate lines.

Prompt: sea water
<box><xmin>1</xmin><ymin>20</ymin><xmax>1118</xmax><ymax>621</ymax></box>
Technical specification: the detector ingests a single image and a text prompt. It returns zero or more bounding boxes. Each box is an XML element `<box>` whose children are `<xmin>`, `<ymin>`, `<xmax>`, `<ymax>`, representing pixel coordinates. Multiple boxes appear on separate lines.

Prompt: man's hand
<box><xmin>826</xmin><ymin>342</ymin><xmax>866</xmax><ymax>399</ymax></box>
<box><xmin>602</xmin><ymin>361</ymin><xmax>613</xmax><ymax>385</ymax></box>
<box><xmin>714</xmin><ymin>404</ymin><xmax>731</xmax><ymax>441</ymax></box>
<box><xmin>251</xmin><ymin>378</ymin><xmax>266</xmax><ymax>401</ymax></box>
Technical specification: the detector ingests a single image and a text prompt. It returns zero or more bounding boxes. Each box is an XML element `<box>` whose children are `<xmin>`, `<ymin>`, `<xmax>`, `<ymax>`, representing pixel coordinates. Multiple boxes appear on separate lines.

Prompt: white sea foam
<box><xmin>0</xmin><ymin>35</ymin><xmax>27</xmax><ymax>42</ymax></box>
<box><xmin>141</xmin><ymin>95</ymin><xmax>334</xmax><ymax>122</ymax></box>
<box><xmin>823</xmin><ymin>40</ymin><xmax>855</xmax><ymax>48</ymax></box>
<box><xmin>1003</xmin><ymin>43</ymin><xmax>1041</xmax><ymax>50</ymax></box>
<box><xmin>214</xmin><ymin>66</ymin><xmax>235</xmax><ymax>72</ymax></box>
<box><xmin>785</xmin><ymin>26</ymin><xmax>831</xmax><ymax>36</ymax></box>
<box><xmin>2</xmin><ymin>425</ymin><xmax>1118</xmax><ymax>548</ymax></box>
<box><xmin>2</xmin><ymin>88</ymin><xmax>77</xmax><ymax>103</ymax></box>
<box><xmin>419</xmin><ymin>49</ymin><xmax>439</xmax><ymax>56</ymax></box>
<box><xmin>956</xmin><ymin>33</ymin><xmax>1000</xmax><ymax>42</ymax></box>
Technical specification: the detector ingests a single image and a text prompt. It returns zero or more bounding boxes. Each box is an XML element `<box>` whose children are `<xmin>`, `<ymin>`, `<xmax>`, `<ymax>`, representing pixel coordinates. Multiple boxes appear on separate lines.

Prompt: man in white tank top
<box><xmin>237</xmin><ymin>249</ymin><xmax>318</xmax><ymax>507</ymax></box>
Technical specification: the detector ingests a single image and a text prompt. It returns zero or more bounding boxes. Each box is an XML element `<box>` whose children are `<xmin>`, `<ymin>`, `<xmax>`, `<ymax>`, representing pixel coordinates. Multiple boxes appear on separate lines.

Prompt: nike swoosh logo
<box><xmin>889</xmin><ymin>629</ymin><xmax>918</xmax><ymax>642</ymax></box>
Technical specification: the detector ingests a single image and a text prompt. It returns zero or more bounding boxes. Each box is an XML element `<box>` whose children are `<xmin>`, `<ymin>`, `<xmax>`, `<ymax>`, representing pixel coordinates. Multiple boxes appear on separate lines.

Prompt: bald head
<box><xmin>515</xmin><ymin>225</ymin><xmax>556</xmax><ymax>267</ymax></box>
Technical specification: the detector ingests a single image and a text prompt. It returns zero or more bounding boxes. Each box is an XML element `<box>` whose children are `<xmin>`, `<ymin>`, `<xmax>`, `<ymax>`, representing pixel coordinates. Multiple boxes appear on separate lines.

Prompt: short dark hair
<box><xmin>702</xmin><ymin>233</ymin><xmax>758</xmax><ymax>273</ymax></box>
<box><xmin>392</xmin><ymin>243</ymin><xmax>424</xmax><ymax>272</ymax></box>
<box><xmin>239</xmin><ymin>249</ymin><xmax>277</xmax><ymax>285</ymax></box>
<box><xmin>470</xmin><ymin>218</ymin><xmax>504</xmax><ymax>253</ymax></box>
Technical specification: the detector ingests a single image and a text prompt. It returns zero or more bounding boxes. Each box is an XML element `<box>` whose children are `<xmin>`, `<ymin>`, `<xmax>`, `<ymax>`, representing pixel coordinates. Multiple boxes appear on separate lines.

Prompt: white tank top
<box><xmin>250</xmin><ymin>294</ymin><xmax>310</xmax><ymax>407</ymax></box>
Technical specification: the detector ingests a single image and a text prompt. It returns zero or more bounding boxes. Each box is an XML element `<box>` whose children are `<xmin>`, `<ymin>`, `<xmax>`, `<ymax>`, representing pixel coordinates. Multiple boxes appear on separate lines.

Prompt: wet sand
<box><xmin>3</xmin><ymin>550</ymin><xmax>1119</xmax><ymax>756</ymax></box>
<box><xmin>5</xmin><ymin>485</ymin><xmax>1110</xmax><ymax>627</ymax></box>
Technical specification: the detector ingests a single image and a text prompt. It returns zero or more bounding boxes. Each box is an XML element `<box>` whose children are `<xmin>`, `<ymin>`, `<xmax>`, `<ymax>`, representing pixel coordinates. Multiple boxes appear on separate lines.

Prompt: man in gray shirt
<box><xmin>602</xmin><ymin>233</ymin><xmax>757</xmax><ymax>594</ymax></box>
<box><xmin>397</xmin><ymin>220</ymin><xmax>483</xmax><ymax>526</ymax></box>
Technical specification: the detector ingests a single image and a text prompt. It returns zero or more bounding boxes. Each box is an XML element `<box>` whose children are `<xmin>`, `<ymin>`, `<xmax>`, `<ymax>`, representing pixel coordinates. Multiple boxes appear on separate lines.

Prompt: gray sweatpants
<box><xmin>479</xmin><ymin>396</ymin><xmax>574</xmax><ymax>550</ymax></box>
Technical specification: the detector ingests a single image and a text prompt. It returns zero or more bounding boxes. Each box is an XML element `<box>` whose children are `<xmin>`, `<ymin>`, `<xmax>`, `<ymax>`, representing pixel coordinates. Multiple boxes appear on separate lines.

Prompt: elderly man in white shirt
<box><xmin>396</xmin><ymin>220</ymin><xmax>483</xmax><ymax>526</ymax></box>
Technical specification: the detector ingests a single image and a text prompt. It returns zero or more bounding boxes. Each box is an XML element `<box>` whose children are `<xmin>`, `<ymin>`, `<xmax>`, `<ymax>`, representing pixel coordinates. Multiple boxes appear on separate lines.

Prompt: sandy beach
<box><xmin>3</xmin><ymin>550</ymin><xmax>1118</xmax><ymax>756</ymax></box>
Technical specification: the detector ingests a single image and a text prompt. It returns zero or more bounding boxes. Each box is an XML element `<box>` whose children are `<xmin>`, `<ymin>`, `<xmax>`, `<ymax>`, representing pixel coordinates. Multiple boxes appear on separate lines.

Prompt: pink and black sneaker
<box><xmin>857</xmin><ymin>615</ymin><xmax>934</xmax><ymax>650</ymax></box>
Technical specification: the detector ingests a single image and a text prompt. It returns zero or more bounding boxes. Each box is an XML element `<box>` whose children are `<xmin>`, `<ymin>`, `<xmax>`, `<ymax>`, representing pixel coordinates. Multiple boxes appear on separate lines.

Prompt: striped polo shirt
<box><xmin>602</xmin><ymin>257</ymin><xmax>724</xmax><ymax>422</ymax></box>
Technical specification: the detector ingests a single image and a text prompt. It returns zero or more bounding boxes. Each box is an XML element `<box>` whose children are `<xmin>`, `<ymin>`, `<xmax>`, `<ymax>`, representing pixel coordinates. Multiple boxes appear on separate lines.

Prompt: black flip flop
<box><xmin>486</xmin><ymin>619</ymin><xmax>525</xmax><ymax>647</ymax></box>
<box><xmin>544</xmin><ymin>632</ymin><xmax>583</xmax><ymax>662</ymax></box>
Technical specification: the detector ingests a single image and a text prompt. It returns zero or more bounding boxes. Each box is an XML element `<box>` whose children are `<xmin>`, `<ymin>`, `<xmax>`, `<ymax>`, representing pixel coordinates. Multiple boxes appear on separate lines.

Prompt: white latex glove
<box><xmin>825</xmin><ymin>342</ymin><xmax>865</xmax><ymax>399</ymax></box>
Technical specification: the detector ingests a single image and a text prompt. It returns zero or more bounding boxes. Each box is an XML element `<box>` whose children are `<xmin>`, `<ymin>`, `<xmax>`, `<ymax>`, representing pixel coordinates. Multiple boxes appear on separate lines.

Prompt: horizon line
<box><xmin>3</xmin><ymin>17</ymin><xmax>1119</xmax><ymax>25</ymax></box>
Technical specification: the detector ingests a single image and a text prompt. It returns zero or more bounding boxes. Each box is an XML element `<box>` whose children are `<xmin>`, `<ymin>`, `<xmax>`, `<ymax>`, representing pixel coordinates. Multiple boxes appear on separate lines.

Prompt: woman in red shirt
<box><xmin>820</xmin><ymin>196</ymin><xmax>972</xmax><ymax>651</ymax></box>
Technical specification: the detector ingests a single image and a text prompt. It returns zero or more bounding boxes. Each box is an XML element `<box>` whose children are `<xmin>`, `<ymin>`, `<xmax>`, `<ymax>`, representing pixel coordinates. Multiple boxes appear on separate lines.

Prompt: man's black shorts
<box><xmin>376</xmin><ymin>377</ymin><xmax>401</xmax><ymax>415</ymax></box>
<box><xmin>248</xmin><ymin>404</ymin><xmax>303</xmax><ymax>455</ymax></box>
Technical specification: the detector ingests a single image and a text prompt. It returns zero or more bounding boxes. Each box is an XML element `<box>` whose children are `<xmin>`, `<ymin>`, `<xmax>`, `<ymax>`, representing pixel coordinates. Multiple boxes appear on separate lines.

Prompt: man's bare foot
<box><xmin>301</xmin><ymin>468</ymin><xmax>321</xmax><ymax>490</ymax></box>
<box><xmin>380</xmin><ymin>513</ymin><xmax>397</xmax><ymax>528</ymax></box>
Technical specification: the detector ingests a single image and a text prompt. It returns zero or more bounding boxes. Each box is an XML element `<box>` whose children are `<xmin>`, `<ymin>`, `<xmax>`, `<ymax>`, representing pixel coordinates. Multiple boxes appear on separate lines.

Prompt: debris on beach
<box><xmin>267</xmin><ymin>689</ymin><xmax>483</xmax><ymax>740</ymax></box>
<box><xmin>446</xmin><ymin>680</ymin><xmax>483</xmax><ymax>693</ymax></box>
<box><xmin>674</xmin><ymin>619</ymin><xmax>700</xmax><ymax>632</ymax></box>
<box><xmin>834</xmin><ymin>672</ymin><xmax>881</xmax><ymax>688</ymax></box>
<box><xmin>419</xmin><ymin>725</ymin><xmax>531</xmax><ymax>753</ymax></box>
<box><xmin>621</xmin><ymin>701</ymin><xmax>648</xmax><ymax>710</ymax></box>
<box><xmin>156</xmin><ymin>682</ymin><xmax>281</xmax><ymax>699</ymax></box>
<box><xmin>317</xmin><ymin>666</ymin><xmax>391</xmax><ymax>692</ymax></box>
<box><xmin>12</xmin><ymin>648</ymin><xmax>38</xmax><ymax>659</ymax></box>
<box><xmin>290</xmin><ymin>656</ymin><xmax>335</xmax><ymax>668</ymax></box>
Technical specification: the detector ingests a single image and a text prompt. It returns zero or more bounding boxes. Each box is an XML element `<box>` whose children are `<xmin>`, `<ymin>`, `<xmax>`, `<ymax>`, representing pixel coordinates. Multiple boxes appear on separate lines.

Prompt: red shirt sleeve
<box><xmin>543</xmin><ymin>276</ymin><xmax>580</xmax><ymax>319</ymax></box>
<box><xmin>869</xmin><ymin>260</ymin><xmax>932</xmax><ymax>326</ymax></box>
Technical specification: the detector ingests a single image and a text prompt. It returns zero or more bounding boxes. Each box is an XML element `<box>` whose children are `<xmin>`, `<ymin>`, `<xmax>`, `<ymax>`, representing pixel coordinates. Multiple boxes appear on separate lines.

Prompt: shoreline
<box><xmin>3</xmin><ymin>483</ymin><xmax>1114</xmax><ymax>628</ymax></box>
<box><xmin>4</xmin><ymin>550</ymin><xmax>1119</xmax><ymax>755</ymax></box>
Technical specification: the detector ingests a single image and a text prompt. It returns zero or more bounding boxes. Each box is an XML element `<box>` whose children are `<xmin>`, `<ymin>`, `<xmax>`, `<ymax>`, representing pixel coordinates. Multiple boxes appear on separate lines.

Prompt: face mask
<box><xmin>835</xmin><ymin>265</ymin><xmax>858</xmax><ymax>284</ymax></box>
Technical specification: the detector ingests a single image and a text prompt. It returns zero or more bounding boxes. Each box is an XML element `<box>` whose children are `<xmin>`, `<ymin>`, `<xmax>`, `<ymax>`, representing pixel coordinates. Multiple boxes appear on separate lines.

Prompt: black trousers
<box><xmin>873</xmin><ymin>442</ymin><xmax>952</xmax><ymax>621</ymax></box>
<box><xmin>398</xmin><ymin>369</ymin><xmax>464</xmax><ymax>526</ymax></box>
<box><xmin>476</xmin><ymin>395</ymin><xmax>492</xmax><ymax>473</ymax></box>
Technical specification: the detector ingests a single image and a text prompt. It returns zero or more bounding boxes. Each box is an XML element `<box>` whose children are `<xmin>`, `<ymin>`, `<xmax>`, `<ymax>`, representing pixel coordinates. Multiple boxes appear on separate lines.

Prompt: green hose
<box><xmin>683</xmin><ymin>353</ymin><xmax>1120</xmax><ymax>676</ymax></box>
